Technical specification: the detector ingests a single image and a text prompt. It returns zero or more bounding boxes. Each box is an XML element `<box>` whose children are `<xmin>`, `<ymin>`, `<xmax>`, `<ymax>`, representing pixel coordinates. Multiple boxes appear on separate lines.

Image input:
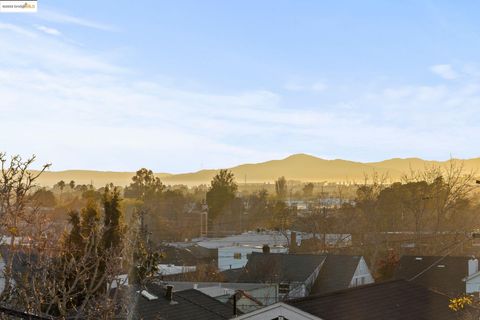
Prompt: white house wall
<box><xmin>466</xmin><ymin>273</ymin><xmax>480</xmax><ymax>294</ymax></box>
<box><xmin>234</xmin><ymin>302</ymin><xmax>322</xmax><ymax>320</ymax></box>
<box><xmin>218</xmin><ymin>246</ymin><xmax>287</xmax><ymax>271</ymax></box>
<box><xmin>349</xmin><ymin>257</ymin><xmax>375</xmax><ymax>287</ymax></box>
<box><xmin>285</xmin><ymin>283</ymin><xmax>307</xmax><ymax>299</ymax></box>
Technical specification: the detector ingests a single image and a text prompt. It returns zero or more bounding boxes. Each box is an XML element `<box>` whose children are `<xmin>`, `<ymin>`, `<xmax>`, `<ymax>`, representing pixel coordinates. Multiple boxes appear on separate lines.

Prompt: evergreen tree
<box><xmin>275</xmin><ymin>176</ymin><xmax>288</xmax><ymax>200</ymax></box>
<box><xmin>80</xmin><ymin>199</ymin><xmax>100</xmax><ymax>243</ymax></box>
<box><xmin>206</xmin><ymin>169</ymin><xmax>238</xmax><ymax>224</ymax></box>
<box><xmin>65</xmin><ymin>210</ymin><xmax>83</xmax><ymax>254</ymax></box>
<box><xmin>101</xmin><ymin>185</ymin><xmax>123</xmax><ymax>250</ymax></box>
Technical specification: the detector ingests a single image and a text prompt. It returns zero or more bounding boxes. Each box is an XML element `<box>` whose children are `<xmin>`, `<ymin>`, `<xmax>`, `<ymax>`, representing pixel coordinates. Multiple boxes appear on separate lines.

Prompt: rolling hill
<box><xmin>33</xmin><ymin>154</ymin><xmax>480</xmax><ymax>187</ymax></box>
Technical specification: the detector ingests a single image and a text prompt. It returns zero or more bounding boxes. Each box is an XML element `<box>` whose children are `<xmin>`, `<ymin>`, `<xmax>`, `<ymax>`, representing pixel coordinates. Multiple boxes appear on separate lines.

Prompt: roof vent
<box><xmin>437</xmin><ymin>264</ymin><xmax>445</xmax><ymax>268</ymax></box>
<box><xmin>141</xmin><ymin>290</ymin><xmax>158</xmax><ymax>301</ymax></box>
<box><xmin>165</xmin><ymin>285</ymin><xmax>174</xmax><ymax>301</ymax></box>
<box><xmin>415</xmin><ymin>257</ymin><xmax>423</xmax><ymax>261</ymax></box>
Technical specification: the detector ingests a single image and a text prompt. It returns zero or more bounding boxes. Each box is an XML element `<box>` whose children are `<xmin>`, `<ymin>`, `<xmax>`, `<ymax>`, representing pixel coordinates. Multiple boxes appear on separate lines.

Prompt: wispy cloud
<box><xmin>37</xmin><ymin>9</ymin><xmax>116</xmax><ymax>31</ymax></box>
<box><xmin>430</xmin><ymin>64</ymin><xmax>458</xmax><ymax>80</ymax></box>
<box><xmin>34</xmin><ymin>24</ymin><xmax>61</xmax><ymax>36</ymax></box>
<box><xmin>0</xmin><ymin>22</ymin><xmax>37</xmax><ymax>37</ymax></box>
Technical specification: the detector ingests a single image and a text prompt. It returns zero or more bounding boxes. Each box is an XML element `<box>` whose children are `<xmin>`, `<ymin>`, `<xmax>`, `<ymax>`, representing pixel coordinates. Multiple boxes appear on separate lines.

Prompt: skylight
<box><xmin>141</xmin><ymin>290</ymin><xmax>158</xmax><ymax>301</ymax></box>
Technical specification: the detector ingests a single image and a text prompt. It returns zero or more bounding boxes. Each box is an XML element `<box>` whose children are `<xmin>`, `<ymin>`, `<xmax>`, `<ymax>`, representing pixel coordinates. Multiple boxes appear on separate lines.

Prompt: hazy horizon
<box><xmin>30</xmin><ymin>153</ymin><xmax>480</xmax><ymax>174</ymax></box>
<box><xmin>31</xmin><ymin>153</ymin><xmax>480</xmax><ymax>188</ymax></box>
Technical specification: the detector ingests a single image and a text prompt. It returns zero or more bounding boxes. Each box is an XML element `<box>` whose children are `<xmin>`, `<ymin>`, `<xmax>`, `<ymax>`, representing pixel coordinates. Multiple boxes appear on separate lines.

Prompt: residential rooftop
<box><xmin>288</xmin><ymin>280</ymin><xmax>477</xmax><ymax>320</ymax></box>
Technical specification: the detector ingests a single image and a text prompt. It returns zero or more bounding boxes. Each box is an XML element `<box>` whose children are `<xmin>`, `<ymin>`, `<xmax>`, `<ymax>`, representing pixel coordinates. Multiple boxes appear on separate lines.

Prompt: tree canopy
<box><xmin>275</xmin><ymin>176</ymin><xmax>288</xmax><ymax>200</ymax></box>
<box><xmin>206</xmin><ymin>169</ymin><xmax>238</xmax><ymax>223</ymax></box>
<box><xmin>124</xmin><ymin>168</ymin><xmax>165</xmax><ymax>201</ymax></box>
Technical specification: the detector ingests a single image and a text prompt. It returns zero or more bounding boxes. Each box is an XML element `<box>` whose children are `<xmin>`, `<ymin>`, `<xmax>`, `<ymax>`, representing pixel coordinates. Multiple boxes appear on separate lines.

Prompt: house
<box><xmin>237</xmin><ymin>252</ymin><xmax>326</xmax><ymax>299</ymax></box>
<box><xmin>230</xmin><ymin>252</ymin><xmax>373</xmax><ymax>299</ymax></box>
<box><xmin>172</xmin><ymin>230</ymin><xmax>300</xmax><ymax>250</ymax></box>
<box><xmin>195</xmin><ymin>230</ymin><xmax>300</xmax><ymax>272</ymax></box>
<box><xmin>218</xmin><ymin>245</ymin><xmax>287</xmax><ymax>271</ymax></box>
<box><xmin>159</xmin><ymin>245</ymin><xmax>216</xmax><ymax>266</ymax></box>
<box><xmin>157</xmin><ymin>264</ymin><xmax>196</xmax><ymax>276</ymax></box>
<box><xmin>169</xmin><ymin>230</ymin><xmax>298</xmax><ymax>271</ymax></box>
<box><xmin>220</xmin><ymin>267</ymin><xmax>245</xmax><ymax>282</ymax></box>
<box><xmin>169</xmin><ymin>230</ymin><xmax>351</xmax><ymax>271</ymax></box>
<box><xmin>463</xmin><ymin>258</ymin><xmax>480</xmax><ymax>294</ymax></box>
<box><xmin>162</xmin><ymin>281</ymin><xmax>278</xmax><ymax>305</ymax></box>
<box><xmin>228</xmin><ymin>290</ymin><xmax>265</xmax><ymax>314</ymax></box>
<box><xmin>160</xmin><ymin>244</ymin><xmax>218</xmax><ymax>267</ymax></box>
<box><xmin>235</xmin><ymin>280</ymin><xmax>479</xmax><ymax>320</ymax></box>
<box><xmin>160</xmin><ymin>281</ymin><xmax>278</xmax><ymax>313</ymax></box>
<box><xmin>233</xmin><ymin>302</ymin><xmax>321</xmax><ymax>320</ymax></box>
<box><xmin>310</xmin><ymin>254</ymin><xmax>374</xmax><ymax>295</ymax></box>
<box><xmin>128</xmin><ymin>283</ymin><xmax>237</xmax><ymax>320</ymax></box>
<box><xmin>394</xmin><ymin>255</ymin><xmax>477</xmax><ymax>296</ymax></box>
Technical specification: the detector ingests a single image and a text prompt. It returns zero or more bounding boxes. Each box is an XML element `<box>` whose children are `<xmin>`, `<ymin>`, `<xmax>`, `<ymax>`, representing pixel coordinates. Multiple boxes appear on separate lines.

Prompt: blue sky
<box><xmin>1</xmin><ymin>1</ymin><xmax>480</xmax><ymax>172</ymax></box>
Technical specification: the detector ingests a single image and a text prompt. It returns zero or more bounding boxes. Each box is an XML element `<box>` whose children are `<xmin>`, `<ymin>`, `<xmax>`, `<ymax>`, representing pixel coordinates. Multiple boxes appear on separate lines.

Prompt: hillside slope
<box><xmin>34</xmin><ymin>154</ymin><xmax>480</xmax><ymax>187</ymax></box>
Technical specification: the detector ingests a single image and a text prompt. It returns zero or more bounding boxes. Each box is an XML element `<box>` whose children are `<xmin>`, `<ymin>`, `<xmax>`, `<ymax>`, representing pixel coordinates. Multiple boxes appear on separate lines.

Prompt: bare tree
<box><xmin>0</xmin><ymin>153</ymin><xmax>50</xmax><ymax>302</ymax></box>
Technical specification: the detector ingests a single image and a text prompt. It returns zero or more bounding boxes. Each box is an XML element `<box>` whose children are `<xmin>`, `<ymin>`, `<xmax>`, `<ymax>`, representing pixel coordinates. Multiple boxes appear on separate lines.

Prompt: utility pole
<box><xmin>200</xmin><ymin>204</ymin><xmax>208</xmax><ymax>238</ymax></box>
<box><xmin>322</xmin><ymin>207</ymin><xmax>327</xmax><ymax>250</ymax></box>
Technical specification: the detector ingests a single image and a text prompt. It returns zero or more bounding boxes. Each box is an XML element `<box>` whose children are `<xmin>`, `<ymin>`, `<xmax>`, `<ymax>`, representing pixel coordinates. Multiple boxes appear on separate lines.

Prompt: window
<box><xmin>279</xmin><ymin>283</ymin><xmax>290</xmax><ymax>294</ymax></box>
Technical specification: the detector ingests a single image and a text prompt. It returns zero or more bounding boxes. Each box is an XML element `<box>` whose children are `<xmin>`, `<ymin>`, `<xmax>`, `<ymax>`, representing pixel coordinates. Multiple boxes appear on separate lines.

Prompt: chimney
<box><xmin>232</xmin><ymin>291</ymin><xmax>239</xmax><ymax>316</ymax></box>
<box><xmin>469</xmin><ymin>258</ymin><xmax>479</xmax><ymax>276</ymax></box>
<box><xmin>262</xmin><ymin>244</ymin><xmax>270</xmax><ymax>254</ymax></box>
<box><xmin>291</xmin><ymin>231</ymin><xmax>297</xmax><ymax>248</ymax></box>
<box><xmin>165</xmin><ymin>285</ymin><xmax>174</xmax><ymax>301</ymax></box>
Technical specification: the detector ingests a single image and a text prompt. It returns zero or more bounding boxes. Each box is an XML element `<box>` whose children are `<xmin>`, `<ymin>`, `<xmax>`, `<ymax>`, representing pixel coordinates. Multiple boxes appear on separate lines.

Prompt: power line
<box><xmin>408</xmin><ymin>235</ymin><xmax>471</xmax><ymax>282</ymax></box>
<box><xmin>0</xmin><ymin>306</ymin><xmax>54</xmax><ymax>320</ymax></box>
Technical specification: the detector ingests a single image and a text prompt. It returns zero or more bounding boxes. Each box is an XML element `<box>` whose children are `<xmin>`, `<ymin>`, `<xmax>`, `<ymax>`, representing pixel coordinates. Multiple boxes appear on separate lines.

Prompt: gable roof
<box><xmin>159</xmin><ymin>246</ymin><xmax>205</xmax><ymax>266</ymax></box>
<box><xmin>311</xmin><ymin>254</ymin><xmax>362</xmax><ymax>295</ymax></box>
<box><xmin>288</xmin><ymin>280</ymin><xmax>478</xmax><ymax>320</ymax></box>
<box><xmin>231</xmin><ymin>290</ymin><xmax>264</xmax><ymax>306</ymax></box>
<box><xmin>234</xmin><ymin>302</ymin><xmax>322</xmax><ymax>320</ymax></box>
<box><xmin>394</xmin><ymin>255</ymin><xmax>469</xmax><ymax>296</ymax></box>
<box><xmin>166</xmin><ymin>281</ymin><xmax>273</xmax><ymax>291</ymax></box>
<box><xmin>238</xmin><ymin>253</ymin><xmax>326</xmax><ymax>283</ymax></box>
<box><xmin>219</xmin><ymin>267</ymin><xmax>245</xmax><ymax>282</ymax></box>
<box><xmin>130</xmin><ymin>283</ymin><xmax>235</xmax><ymax>320</ymax></box>
<box><xmin>464</xmin><ymin>270</ymin><xmax>480</xmax><ymax>282</ymax></box>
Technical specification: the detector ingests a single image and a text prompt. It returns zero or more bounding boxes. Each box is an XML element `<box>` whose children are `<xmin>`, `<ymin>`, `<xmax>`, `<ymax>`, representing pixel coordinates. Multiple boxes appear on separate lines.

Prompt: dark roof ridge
<box><xmin>176</xmin><ymin>289</ymin><xmax>232</xmax><ymax>319</ymax></box>
<box><xmin>251</xmin><ymin>252</ymin><xmax>326</xmax><ymax>257</ymax></box>
<box><xmin>287</xmin><ymin>279</ymin><xmax>410</xmax><ymax>303</ymax></box>
<box><xmin>325</xmin><ymin>254</ymin><xmax>361</xmax><ymax>258</ymax></box>
<box><xmin>400</xmin><ymin>255</ymin><xmax>471</xmax><ymax>259</ymax></box>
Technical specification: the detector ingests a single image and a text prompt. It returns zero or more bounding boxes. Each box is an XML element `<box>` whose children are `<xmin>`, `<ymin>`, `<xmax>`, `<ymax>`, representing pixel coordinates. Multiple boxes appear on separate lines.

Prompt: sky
<box><xmin>1</xmin><ymin>1</ymin><xmax>480</xmax><ymax>172</ymax></box>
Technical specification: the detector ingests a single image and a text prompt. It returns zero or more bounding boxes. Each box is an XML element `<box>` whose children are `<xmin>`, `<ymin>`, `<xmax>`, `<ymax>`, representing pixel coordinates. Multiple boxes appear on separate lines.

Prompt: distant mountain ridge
<box><xmin>34</xmin><ymin>154</ymin><xmax>480</xmax><ymax>187</ymax></box>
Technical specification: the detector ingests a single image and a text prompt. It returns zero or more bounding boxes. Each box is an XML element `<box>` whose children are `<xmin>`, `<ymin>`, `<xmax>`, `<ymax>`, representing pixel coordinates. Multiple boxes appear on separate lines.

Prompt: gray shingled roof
<box><xmin>130</xmin><ymin>283</ymin><xmax>235</xmax><ymax>320</ymax></box>
<box><xmin>220</xmin><ymin>267</ymin><xmax>244</xmax><ymax>282</ymax></box>
<box><xmin>288</xmin><ymin>280</ymin><xmax>478</xmax><ymax>320</ymax></box>
<box><xmin>238</xmin><ymin>252</ymin><xmax>326</xmax><ymax>283</ymax></box>
<box><xmin>311</xmin><ymin>255</ymin><xmax>361</xmax><ymax>294</ymax></box>
<box><xmin>394</xmin><ymin>255</ymin><xmax>469</xmax><ymax>296</ymax></box>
